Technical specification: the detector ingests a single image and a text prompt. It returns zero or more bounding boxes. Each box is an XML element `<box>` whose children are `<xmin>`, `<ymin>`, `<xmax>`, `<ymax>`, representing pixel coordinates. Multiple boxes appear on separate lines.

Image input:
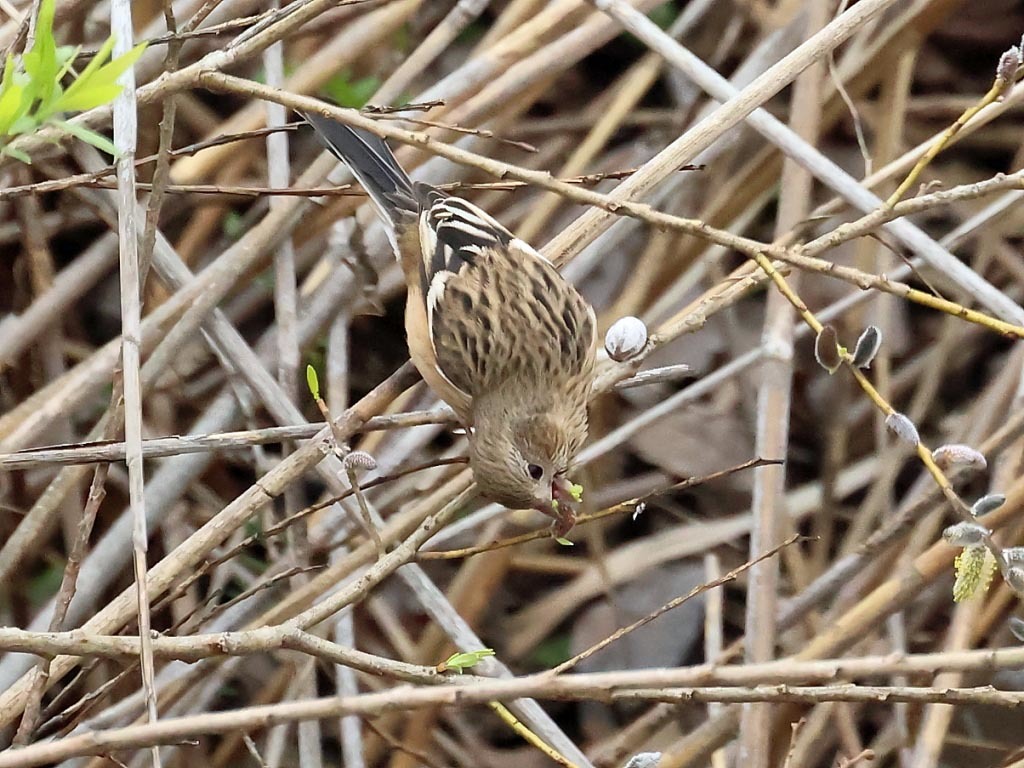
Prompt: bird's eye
<box><xmin>527</xmin><ymin>464</ymin><xmax>544</xmax><ymax>481</ymax></box>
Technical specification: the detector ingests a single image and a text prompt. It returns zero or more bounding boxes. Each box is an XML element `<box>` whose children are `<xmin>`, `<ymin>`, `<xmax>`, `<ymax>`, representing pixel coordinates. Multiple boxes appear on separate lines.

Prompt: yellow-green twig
<box><xmin>418</xmin><ymin>458</ymin><xmax>776</xmax><ymax>561</ymax></box>
<box><xmin>489</xmin><ymin>702</ymin><xmax>578</xmax><ymax>767</ymax></box>
<box><xmin>776</xmin><ymin>249</ymin><xmax>1024</xmax><ymax>340</ymax></box>
<box><xmin>886</xmin><ymin>75</ymin><xmax>1012</xmax><ymax>207</ymax></box>
<box><xmin>749</xmin><ymin>251</ymin><xmax>1009</xmax><ymax>580</ymax></box>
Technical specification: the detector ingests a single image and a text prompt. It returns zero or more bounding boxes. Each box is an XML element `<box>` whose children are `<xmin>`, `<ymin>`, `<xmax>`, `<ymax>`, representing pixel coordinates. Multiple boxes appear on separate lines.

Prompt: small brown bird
<box><xmin>305</xmin><ymin>113</ymin><xmax>596</xmax><ymax>535</ymax></box>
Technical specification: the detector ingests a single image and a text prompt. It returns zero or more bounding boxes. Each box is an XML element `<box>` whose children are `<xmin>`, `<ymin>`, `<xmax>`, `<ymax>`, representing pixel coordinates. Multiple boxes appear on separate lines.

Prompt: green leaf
<box><xmin>66</xmin><ymin>36</ymin><xmax>115</xmax><ymax>90</ymax></box>
<box><xmin>621</xmin><ymin>1</ymin><xmax>679</xmax><ymax>49</ymax></box>
<box><xmin>23</xmin><ymin>0</ymin><xmax>59</xmax><ymax>103</ymax></box>
<box><xmin>51</xmin><ymin>44</ymin><xmax>80</xmax><ymax>89</ymax></box>
<box><xmin>323</xmin><ymin>69</ymin><xmax>380</xmax><ymax>109</ymax></box>
<box><xmin>28</xmin><ymin>561</ymin><xmax>64</xmax><ymax>606</ymax></box>
<box><xmin>222</xmin><ymin>211</ymin><xmax>245</xmax><ymax>239</ymax></box>
<box><xmin>243</xmin><ymin>518</ymin><xmax>264</xmax><ymax>540</ymax></box>
<box><xmin>0</xmin><ymin>82</ymin><xmax>27</xmax><ymax>135</ymax></box>
<box><xmin>1</xmin><ymin>144</ymin><xmax>32</xmax><ymax>163</ymax></box>
<box><xmin>1</xmin><ymin>53</ymin><xmax>15</xmax><ymax>91</ymax></box>
<box><xmin>568</xmin><ymin>483</ymin><xmax>584</xmax><ymax>503</ymax></box>
<box><xmin>306</xmin><ymin>365</ymin><xmax>320</xmax><ymax>400</ymax></box>
<box><xmin>93</xmin><ymin>42</ymin><xmax>147</xmax><ymax>86</ymax></box>
<box><xmin>9</xmin><ymin>115</ymin><xmax>39</xmax><ymax>135</ymax></box>
<box><xmin>555</xmin><ymin>537</ymin><xmax>574</xmax><ymax>546</ymax></box>
<box><xmin>392</xmin><ymin>23</ymin><xmax>411</xmax><ymax>54</ymax></box>
<box><xmin>0</xmin><ymin>53</ymin><xmax>36</xmax><ymax>139</ymax></box>
<box><xmin>55</xmin><ymin>45</ymin><xmax>77</xmax><ymax>66</ymax></box>
<box><xmin>32</xmin><ymin>0</ymin><xmax>56</xmax><ymax>47</ymax></box>
<box><xmin>0</xmin><ymin>0</ymin><xmax>150</xmax><ymax>156</ymax></box>
<box><xmin>455</xmin><ymin>19</ymin><xmax>487</xmax><ymax>45</ymax></box>
<box><xmin>439</xmin><ymin>648</ymin><xmax>495</xmax><ymax>673</ymax></box>
<box><xmin>52</xmin><ymin>82</ymin><xmax>121</xmax><ymax>113</ymax></box>
<box><xmin>529</xmin><ymin>634</ymin><xmax>571</xmax><ymax>667</ymax></box>
<box><xmin>649</xmin><ymin>2</ymin><xmax>678</xmax><ymax>29</ymax></box>
<box><xmin>50</xmin><ymin>118</ymin><xmax>116</xmax><ymax>156</ymax></box>
<box><xmin>51</xmin><ymin>38</ymin><xmax>146</xmax><ymax>114</ymax></box>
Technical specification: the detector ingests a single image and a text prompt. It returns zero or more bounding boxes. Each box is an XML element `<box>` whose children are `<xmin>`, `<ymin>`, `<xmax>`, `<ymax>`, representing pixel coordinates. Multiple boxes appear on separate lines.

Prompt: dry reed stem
<box><xmin>5</xmin><ymin>680</ymin><xmax>1024</xmax><ymax>768</ymax></box>
<box><xmin>741</xmin><ymin>2</ymin><xmax>829</xmax><ymax>760</ymax></box>
<box><xmin>108</xmin><ymin>3</ymin><xmax>160</xmax><ymax>763</ymax></box>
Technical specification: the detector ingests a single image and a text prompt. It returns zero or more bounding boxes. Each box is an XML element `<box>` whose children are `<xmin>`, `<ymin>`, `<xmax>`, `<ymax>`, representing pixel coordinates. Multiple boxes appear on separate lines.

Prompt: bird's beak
<box><xmin>552</xmin><ymin>475</ymin><xmax>574</xmax><ymax>505</ymax></box>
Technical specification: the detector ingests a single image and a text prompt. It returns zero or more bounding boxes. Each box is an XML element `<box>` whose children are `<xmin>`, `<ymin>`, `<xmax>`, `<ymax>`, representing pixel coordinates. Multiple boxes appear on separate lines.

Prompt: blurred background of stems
<box><xmin>1</xmin><ymin>1</ymin><xmax>1024</xmax><ymax>767</ymax></box>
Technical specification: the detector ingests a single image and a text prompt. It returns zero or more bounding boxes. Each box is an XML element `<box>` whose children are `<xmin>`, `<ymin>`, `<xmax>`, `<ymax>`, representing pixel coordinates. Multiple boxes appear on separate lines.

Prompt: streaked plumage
<box><xmin>305</xmin><ymin>113</ymin><xmax>596</xmax><ymax>534</ymax></box>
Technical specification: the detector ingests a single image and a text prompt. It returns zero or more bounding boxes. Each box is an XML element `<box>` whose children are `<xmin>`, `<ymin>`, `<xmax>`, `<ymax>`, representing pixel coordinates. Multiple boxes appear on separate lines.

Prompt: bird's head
<box><xmin>468</xmin><ymin>405</ymin><xmax>586</xmax><ymax>532</ymax></box>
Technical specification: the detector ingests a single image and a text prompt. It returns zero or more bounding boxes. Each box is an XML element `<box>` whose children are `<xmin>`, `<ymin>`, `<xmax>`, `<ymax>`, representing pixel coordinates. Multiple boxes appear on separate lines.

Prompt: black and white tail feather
<box><xmin>302</xmin><ymin>112</ymin><xmax>418</xmax><ymax>255</ymax></box>
<box><xmin>303</xmin><ymin>113</ymin><xmax>550</xmax><ymax>276</ymax></box>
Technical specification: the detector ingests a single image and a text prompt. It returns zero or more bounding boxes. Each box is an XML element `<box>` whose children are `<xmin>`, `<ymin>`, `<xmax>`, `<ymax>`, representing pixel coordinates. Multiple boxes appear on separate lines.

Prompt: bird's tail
<box><xmin>303</xmin><ymin>112</ymin><xmax>418</xmax><ymax>232</ymax></box>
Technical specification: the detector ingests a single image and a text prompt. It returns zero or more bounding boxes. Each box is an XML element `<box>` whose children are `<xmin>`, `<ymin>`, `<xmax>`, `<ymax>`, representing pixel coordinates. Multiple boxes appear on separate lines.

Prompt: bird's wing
<box><xmin>416</xmin><ymin>189</ymin><xmax>596</xmax><ymax>399</ymax></box>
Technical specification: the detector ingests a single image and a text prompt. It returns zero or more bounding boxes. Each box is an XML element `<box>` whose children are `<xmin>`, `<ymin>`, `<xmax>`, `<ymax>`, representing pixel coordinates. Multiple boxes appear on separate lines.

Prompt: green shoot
<box><xmin>323</xmin><ymin>69</ymin><xmax>381</xmax><ymax>109</ymax></box>
<box><xmin>306</xmin><ymin>364</ymin><xmax>321</xmax><ymax>401</ymax></box>
<box><xmin>436</xmin><ymin>648</ymin><xmax>496</xmax><ymax>674</ymax></box>
<box><xmin>0</xmin><ymin>0</ymin><xmax>147</xmax><ymax>162</ymax></box>
<box><xmin>568</xmin><ymin>483</ymin><xmax>584</xmax><ymax>503</ymax></box>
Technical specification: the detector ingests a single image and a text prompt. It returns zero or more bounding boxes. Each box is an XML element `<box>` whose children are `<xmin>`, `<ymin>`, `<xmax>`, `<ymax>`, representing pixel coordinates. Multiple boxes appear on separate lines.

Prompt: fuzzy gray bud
<box><xmin>885</xmin><ymin>412</ymin><xmax>919</xmax><ymax>446</ymax></box>
<box><xmin>605</xmin><ymin>316</ymin><xmax>648</xmax><ymax>362</ymax></box>
<box><xmin>1009</xmin><ymin>617</ymin><xmax>1024</xmax><ymax>643</ymax></box>
<box><xmin>1003</xmin><ymin>547</ymin><xmax>1024</xmax><ymax>565</ymax></box>
<box><xmin>343</xmin><ymin>450</ymin><xmax>377</xmax><ymax>472</ymax></box>
<box><xmin>931</xmin><ymin>444</ymin><xmax>987</xmax><ymax>472</ymax></box>
<box><xmin>997</xmin><ymin>46</ymin><xmax>1022</xmax><ymax>82</ymax></box>
<box><xmin>971</xmin><ymin>494</ymin><xmax>1006</xmax><ymax>516</ymax></box>
<box><xmin>1005</xmin><ymin>567</ymin><xmax>1024</xmax><ymax>594</ymax></box>
<box><xmin>942</xmin><ymin>521</ymin><xmax>989</xmax><ymax>546</ymax></box>
<box><xmin>623</xmin><ymin>754</ymin><xmax>662</xmax><ymax>768</ymax></box>
<box><xmin>814</xmin><ymin>325</ymin><xmax>843</xmax><ymax>374</ymax></box>
<box><xmin>851</xmin><ymin>325</ymin><xmax>881</xmax><ymax>368</ymax></box>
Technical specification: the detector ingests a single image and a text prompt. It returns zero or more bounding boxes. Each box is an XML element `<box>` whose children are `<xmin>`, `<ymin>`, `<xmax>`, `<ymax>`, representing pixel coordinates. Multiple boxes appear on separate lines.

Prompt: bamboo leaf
<box><xmin>51</xmin><ymin>42</ymin><xmax>145</xmax><ymax>113</ymax></box>
<box><xmin>437</xmin><ymin>648</ymin><xmax>495</xmax><ymax>673</ymax></box>
<box><xmin>23</xmin><ymin>0</ymin><xmax>59</xmax><ymax>102</ymax></box>
<box><xmin>1</xmin><ymin>144</ymin><xmax>31</xmax><ymax>163</ymax></box>
<box><xmin>52</xmin><ymin>83</ymin><xmax>121</xmax><ymax>113</ymax></box>
<box><xmin>0</xmin><ymin>82</ymin><xmax>26</xmax><ymax>135</ymax></box>
<box><xmin>50</xmin><ymin>118</ymin><xmax>116</xmax><ymax>156</ymax></box>
<box><xmin>305</xmin><ymin>365</ymin><xmax>320</xmax><ymax>400</ymax></box>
